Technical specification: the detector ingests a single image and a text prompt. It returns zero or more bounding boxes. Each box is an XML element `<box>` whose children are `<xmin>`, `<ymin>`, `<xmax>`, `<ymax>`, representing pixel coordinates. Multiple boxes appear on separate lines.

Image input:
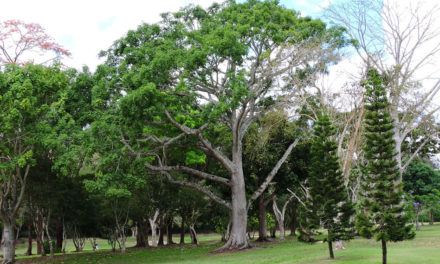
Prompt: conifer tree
<box><xmin>308</xmin><ymin>113</ymin><xmax>354</xmax><ymax>259</ymax></box>
<box><xmin>357</xmin><ymin>69</ymin><xmax>415</xmax><ymax>264</ymax></box>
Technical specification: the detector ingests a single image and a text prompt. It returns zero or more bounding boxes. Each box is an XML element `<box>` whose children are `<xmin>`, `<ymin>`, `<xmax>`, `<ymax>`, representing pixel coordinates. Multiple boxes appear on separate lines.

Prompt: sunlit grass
<box><xmin>15</xmin><ymin>224</ymin><xmax>440</xmax><ymax>263</ymax></box>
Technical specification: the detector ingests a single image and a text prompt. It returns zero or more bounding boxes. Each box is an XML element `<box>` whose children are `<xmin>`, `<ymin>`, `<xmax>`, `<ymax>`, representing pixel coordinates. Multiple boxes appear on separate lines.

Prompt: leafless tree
<box><xmin>326</xmin><ymin>0</ymin><xmax>440</xmax><ymax>180</ymax></box>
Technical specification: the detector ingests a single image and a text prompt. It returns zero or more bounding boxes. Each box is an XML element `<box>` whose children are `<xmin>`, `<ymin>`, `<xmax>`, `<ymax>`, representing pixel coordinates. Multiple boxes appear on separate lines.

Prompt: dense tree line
<box><xmin>1</xmin><ymin>1</ymin><xmax>439</xmax><ymax>264</ymax></box>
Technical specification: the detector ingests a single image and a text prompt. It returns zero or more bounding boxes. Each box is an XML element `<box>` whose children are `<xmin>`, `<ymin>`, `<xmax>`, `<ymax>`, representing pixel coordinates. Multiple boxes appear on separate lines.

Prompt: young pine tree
<box><xmin>308</xmin><ymin>113</ymin><xmax>354</xmax><ymax>259</ymax></box>
<box><xmin>357</xmin><ymin>69</ymin><xmax>415</xmax><ymax>264</ymax></box>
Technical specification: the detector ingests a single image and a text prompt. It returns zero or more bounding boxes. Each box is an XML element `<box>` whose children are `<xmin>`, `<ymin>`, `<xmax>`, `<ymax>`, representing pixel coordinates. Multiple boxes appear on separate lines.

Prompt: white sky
<box><xmin>0</xmin><ymin>0</ymin><xmax>217</xmax><ymax>70</ymax></box>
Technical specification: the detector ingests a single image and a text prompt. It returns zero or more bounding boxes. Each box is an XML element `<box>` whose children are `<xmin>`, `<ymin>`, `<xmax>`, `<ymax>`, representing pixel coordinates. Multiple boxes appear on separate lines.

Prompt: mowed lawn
<box><xmin>16</xmin><ymin>224</ymin><xmax>440</xmax><ymax>264</ymax></box>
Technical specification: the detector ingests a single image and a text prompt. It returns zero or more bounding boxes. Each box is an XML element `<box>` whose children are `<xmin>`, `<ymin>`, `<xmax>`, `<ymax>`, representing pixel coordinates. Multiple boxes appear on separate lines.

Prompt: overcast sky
<box><xmin>0</xmin><ymin>0</ymin><xmax>332</xmax><ymax>70</ymax></box>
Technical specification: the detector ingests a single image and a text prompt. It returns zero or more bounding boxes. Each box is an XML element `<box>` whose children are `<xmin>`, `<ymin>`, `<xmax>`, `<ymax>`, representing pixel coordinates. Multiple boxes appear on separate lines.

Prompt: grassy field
<box><xmin>14</xmin><ymin>224</ymin><xmax>440</xmax><ymax>264</ymax></box>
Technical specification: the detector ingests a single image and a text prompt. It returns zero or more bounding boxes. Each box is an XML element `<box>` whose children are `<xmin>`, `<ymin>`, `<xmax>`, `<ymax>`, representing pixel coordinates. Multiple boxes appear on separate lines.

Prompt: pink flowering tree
<box><xmin>0</xmin><ymin>20</ymin><xmax>70</xmax><ymax>65</ymax></box>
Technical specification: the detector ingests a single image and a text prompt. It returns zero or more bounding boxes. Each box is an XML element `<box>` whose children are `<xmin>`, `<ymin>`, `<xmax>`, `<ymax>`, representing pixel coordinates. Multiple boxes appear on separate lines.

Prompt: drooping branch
<box><xmin>159</xmin><ymin>169</ymin><xmax>231</xmax><ymax>210</ymax></box>
<box><xmin>401</xmin><ymin>131</ymin><xmax>440</xmax><ymax>173</ymax></box>
<box><xmin>248</xmin><ymin>138</ymin><xmax>300</xmax><ymax>206</ymax></box>
<box><xmin>287</xmin><ymin>188</ymin><xmax>308</xmax><ymax>209</ymax></box>
<box><xmin>145</xmin><ymin>163</ymin><xmax>231</xmax><ymax>186</ymax></box>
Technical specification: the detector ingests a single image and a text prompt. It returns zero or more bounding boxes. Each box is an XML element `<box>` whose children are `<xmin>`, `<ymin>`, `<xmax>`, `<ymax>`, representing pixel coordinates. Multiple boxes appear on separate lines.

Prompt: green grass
<box><xmin>15</xmin><ymin>224</ymin><xmax>440</xmax><ymax>263</ymax></box>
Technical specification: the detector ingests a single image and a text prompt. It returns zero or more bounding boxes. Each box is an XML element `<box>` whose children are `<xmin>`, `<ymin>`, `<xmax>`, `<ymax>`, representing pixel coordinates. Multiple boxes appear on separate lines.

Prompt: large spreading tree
<box><xmin>97</xmin><ymin>0</ymin><xmax>347</xmax><ymax>250</ymax></box>
<box><xmin>356</xmin><ymin>69</ymin><xmax>415</xmax><ymax>264</ymax></box>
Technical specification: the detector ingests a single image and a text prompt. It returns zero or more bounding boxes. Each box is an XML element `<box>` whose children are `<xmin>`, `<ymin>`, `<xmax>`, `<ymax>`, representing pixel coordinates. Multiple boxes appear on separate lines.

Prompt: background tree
<box><xmin>243</xmin><ymin>110</ymin><xmax>297</xmax><ymax>241</ymax></box>
<box><xmin>326</xmin><ymin>0</ymin><xmax>440</xmax><ymax>179</ymax></box>
<box><xmin>0</xmin><ymin>64</ymin><xmax>70</xmax><ymax>263</ymax></box>
<box><xmin>0</xmin><ymin>20</ymin><xmax>70</xmax><ymax>65</ymax></box>
<box><xmin>356</xmin><ymin>69</ymin><xmax>415</xmax><ymax>264</ymax></box>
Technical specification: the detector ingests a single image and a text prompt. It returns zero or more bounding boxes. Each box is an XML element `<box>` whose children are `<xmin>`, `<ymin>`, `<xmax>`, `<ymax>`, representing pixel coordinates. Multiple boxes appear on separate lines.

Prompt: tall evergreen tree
<box><xmin>307</xmin><ymin>113</ymin><xmax>354</xmax><ymax>259</ymax></box>
<box><xmin>357</xmin><ymin>69</ymin><xmax>415</xmax><ymax>264</ymax></box>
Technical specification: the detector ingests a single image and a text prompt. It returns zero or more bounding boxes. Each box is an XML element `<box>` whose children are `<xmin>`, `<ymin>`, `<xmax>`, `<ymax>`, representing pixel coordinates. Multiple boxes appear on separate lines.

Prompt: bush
<box><xmin>43</xmin><ymin>240</ymin><xmax>61</xmax><ymax>254</ymax></box>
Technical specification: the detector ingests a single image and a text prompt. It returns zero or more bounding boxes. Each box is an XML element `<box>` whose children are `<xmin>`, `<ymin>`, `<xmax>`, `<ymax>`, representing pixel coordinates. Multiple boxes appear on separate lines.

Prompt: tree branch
<box><xmin>145</xmin><ymin>163</ymin><xmax>231</xmax><ymax>186</ymax></box>
<box><xmin>248</xmin><ymin>138</ymin><xmax>300</xmax><ymax>205</ymax></box>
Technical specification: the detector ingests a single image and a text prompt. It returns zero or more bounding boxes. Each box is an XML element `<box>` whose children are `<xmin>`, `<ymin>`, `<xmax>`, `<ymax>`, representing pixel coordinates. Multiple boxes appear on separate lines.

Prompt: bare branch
<box><xmin>145</xmin><ymin>163</ymin><xmax>231</xmax><ymax>186</ymax></box>
<box><xmin>248</xmin><ymin>138</ymin><xmax>300</xmax><ymax>205</ymax></box>
<box><xmin>159</xmin><ymin>169</ymin><xmax>231</xmax><ymax>210</ymax></box>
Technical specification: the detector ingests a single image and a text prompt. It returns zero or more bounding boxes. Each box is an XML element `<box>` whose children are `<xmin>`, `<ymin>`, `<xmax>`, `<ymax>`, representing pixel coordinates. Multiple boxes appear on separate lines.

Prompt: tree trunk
<box><xmin>189</xmin><ymin>224</ymin><xmax>198</xmax><ymax>245</ymax></box>
<box><xmin>135</xmin><ymin>222</ymin><xmax>148</xmax><ymax>247</ymax></box>
<box><xmin>26</xmin><ymin>220</ymin><xmax>32</xmax><ymax>256</ymax></box>
<box><xmin>180</xmin><ymin>215</ymin><xmax>185</xmax><ymax>244</ymax></box>
<box><xmin>166</xmin><ymin>217</ymin><xmax>174</xmax><ymax>245</ymax></box>
<box><xmin>149</xmin><ymin>220</ymin><xmax>157</xmax><ymax>247</ymax></box>
<box><xmin>257</xmin><ymin>196</ymin><xmax>268</xmax><ymax>241</ymax></box>
<box><xmin>44</xmin><ymin>211</ymin><xmax>54</xmax><ymax>258</ymax></box>
<box><xmin>56</xmin><ymin>220</ymin><xmax>63</xmax><ymax>249</ymax></box>
<box><xmin>272</xmin><ymin>197</ymin><xmax>285</xmax><ymax>240</ymax></box>
<box><xmin>149</xmin><ymin>210</ymin><xmax>159</xmax><ymax>247</ymax></box>
<box><xmin>36</xmin><ymin>213</ymin><xmax>43</xmax><ymax>255</ymax></box>
<box><xmin>416</xmin><ymin>212</ymin><xmax>420</xmax><ymax>231</ymax></box>
<box><xmin>328</xmin><ymin>239</ymin><xmax>334</xmax><ymax>259</ymax></box>
<box><xmin>2</xmin><ymin>219</ymin><xmax>16</xmax><ymax>264</ymax></box>
<box><xmin>430</xmin><ymin>212</ymin><xmax>434</xmax><ymax>225</ymax></box>
<box><xmin>120</xmin><ymin>234</ymin><xmax>126</xmax><ymax>253</ymax></box>
<box><xmin>158</xmin><ymin>215</ymin><xmax>164</xmax><ymax>246</ymax></box>
<box><xmin>382</xmin><ymin>238</ymin><xmax>387</xmax><ymax>264</ymax></box>
<box><xmin>218</xmin><ymin>171</ymin><xmax>250</xmax><ymax>251</ymax></box>
<box><xmin>270</xmin><ymin>225</ymin><xmax>276</xmax><ymax>238</ymax></box>
<box><xmin>290</xmin><ymin>203</ymin><xmax>297</xmax><ymax>237</ymax></box>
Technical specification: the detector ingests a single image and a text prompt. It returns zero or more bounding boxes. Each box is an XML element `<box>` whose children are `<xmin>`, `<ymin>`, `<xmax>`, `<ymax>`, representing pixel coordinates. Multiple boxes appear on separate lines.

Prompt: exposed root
<box><xmin>212</xmin><ymin>235</ymin><xmax>252</xmax><ymax>253</ymax></box>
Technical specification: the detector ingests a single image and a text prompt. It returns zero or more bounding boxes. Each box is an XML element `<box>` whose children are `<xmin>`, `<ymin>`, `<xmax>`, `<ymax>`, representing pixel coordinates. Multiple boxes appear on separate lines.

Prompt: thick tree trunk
<box><xmin>257</xmin><ymin>196</ymin><xmax>268</xmax><ymax>241</ymax></box>
<box><xmin>135</xmin><ymin>222</ymin><xmax>148</xmax><ymax>247</ymax></box>
<box><xmin>26</xmin><ymin>220</ymin><xmax>32</xmax><ymax>256</ymax></box>
<box><xmin>158</xmin><ymin>215</ymin><xmax>165</xmax><ymax>246</ymax></box>
<box><xmin>430</xmin><ymin>212</ymin><xmax>434</xmax><ymax>225</ymax></box>
<box><xmin>149</xmin><ymin>210</ymin><xmax>159</xmax><ymax>247</ymax></box>
<box><xmin>180</xmin><ymin>215</ymin><xmax>185</xmax><ymax>244</ymax></box>
<box><xmin>56</xmin><ymin>220</ymin><xmax>63</xmax><ymax>249</ymax></box>
<box><xmin>166</xmin><ymin>217</ymin><xmax>174</xmax><ymax>245</ymax></box>
<box><xmin>382</xmin><ymin>239</ymin><xmax>387</xmax><ymax>264</ymax></box>
<box><xmin>328</xmin><ymin>239</ymin><xmax>334</xmax><ymax>259</ymax></box>
<box><xmin>218</xmin><ymin>171</ymin><xmax>250</xmax><ymax>251</ymax></box>
<box><xmin>278</xmin><ymin>222</ymin><xmax>285</xmax><ymax>240</ymax></box>
<box><xmin>2</xmin><ymin>220</ymin><xmax>16</xmax><ymax>264</ymax></box>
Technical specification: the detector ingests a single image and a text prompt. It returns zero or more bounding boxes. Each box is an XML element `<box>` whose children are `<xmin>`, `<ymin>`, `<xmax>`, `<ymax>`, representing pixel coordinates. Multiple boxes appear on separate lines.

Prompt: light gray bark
<box><xmin>272</xmin><ymin>195</ymin><xmax>294</xmax><ymax>240</ymax></box>
<box><xmin>43</xmin><ymin>209</ymin><xmax>54</xmax><ymax>258</ymax></box>
<box><xmin>1</xmin><ymin>220</ymin><xmax>15</xmax><ymax>264</ymax></box>
<box><xmin>149</xmin><ymin>210</ymin><xmax>159</xmax><ymax>247</ymax></box>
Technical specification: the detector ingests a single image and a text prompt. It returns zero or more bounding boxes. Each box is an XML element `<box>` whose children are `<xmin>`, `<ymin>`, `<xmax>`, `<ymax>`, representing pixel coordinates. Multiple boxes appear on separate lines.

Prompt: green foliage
<box><xmin>185</xmin><ymin>150</ymin><xmax>207</xmax><ymax>165</ymax></box>
<box><xmin>403</xmin><ymin>161</ymin><xmax>440</xmax><ymax>196</ymax></box>
<box><xmin>266</xmin><ymin>213</ymin><xmax>275</xmax><ymax>230</ymax></box>
<box><xmin>357</xmin><ymin>69</ymin><xmax>415</xmax><ymax>254</ymax></box>
<box><xmin>43</xmin><ymin>240</ymin><xmax>62</xmax><ymax>254</ymax></box>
